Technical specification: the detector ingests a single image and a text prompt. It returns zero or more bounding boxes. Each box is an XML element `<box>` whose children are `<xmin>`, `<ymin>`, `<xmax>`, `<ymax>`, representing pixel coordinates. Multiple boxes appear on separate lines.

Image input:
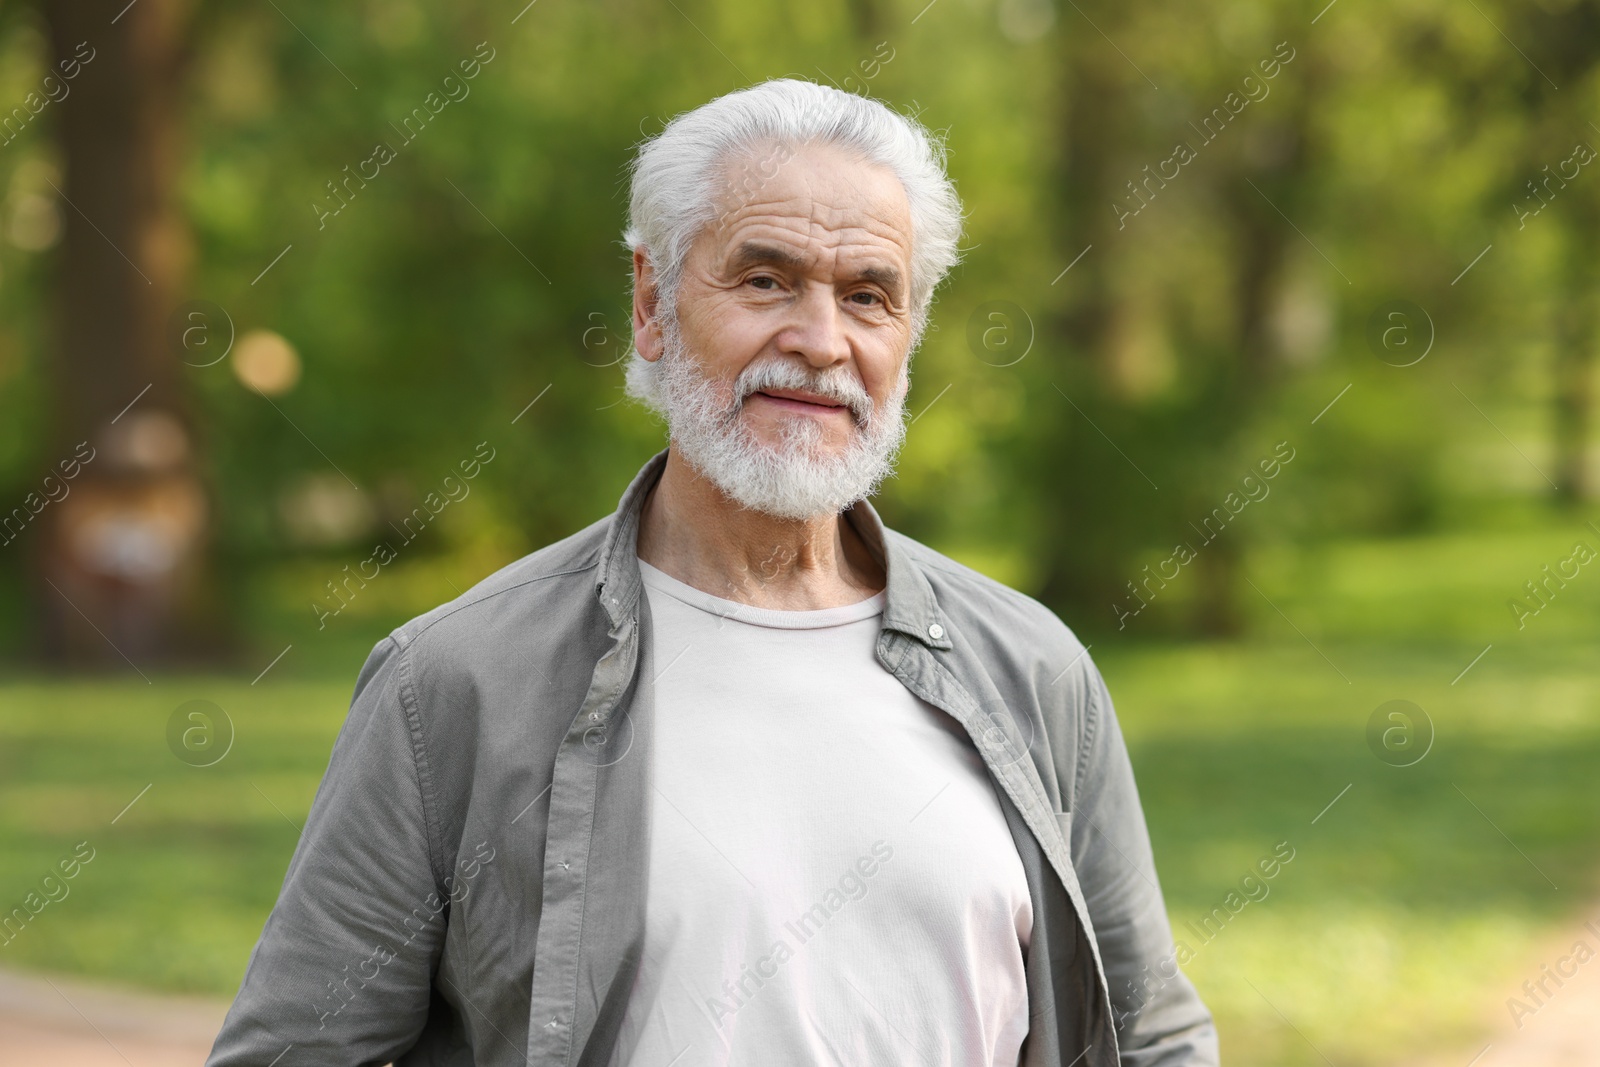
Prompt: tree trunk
<box><xmin>35</xmin><ymin>0</ymin><xmax>211</xmax><ymax>667</ymax></box>
<box><xmin>1031</xmin><ymin>18</ymin><xmax>1133</xmax><ymax>623</ymax></box>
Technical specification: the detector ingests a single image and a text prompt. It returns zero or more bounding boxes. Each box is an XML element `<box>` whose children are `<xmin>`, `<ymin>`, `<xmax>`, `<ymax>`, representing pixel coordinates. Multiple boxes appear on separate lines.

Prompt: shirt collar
<box><xmin>595</xmin><ymin>446</ymin><xmax>952</xmax><ymax>650</ymax></box>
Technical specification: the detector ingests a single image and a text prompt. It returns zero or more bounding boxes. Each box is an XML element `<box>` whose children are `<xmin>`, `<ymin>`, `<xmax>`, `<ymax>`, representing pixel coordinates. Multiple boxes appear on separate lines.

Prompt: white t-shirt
<box><xmin>607</xmin><ymin>555</ymin><xmax>1033</xmax><ymax>1067</ymax></box>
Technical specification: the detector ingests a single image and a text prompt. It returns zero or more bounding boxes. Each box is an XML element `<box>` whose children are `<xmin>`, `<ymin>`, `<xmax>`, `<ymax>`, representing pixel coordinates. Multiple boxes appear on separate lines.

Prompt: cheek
<box><xmin>718</xmin><ymin>302</ymin><xmax>779</xmax><ymax>348</ymax></box>
<box><xmin>860</xmin><ymin>335</ymin><xmax>911</xmax><ymax>400</ymax></box>
<box><xmin>680</xmin><ymin>298</ymin><xmax>771</xmax><ymax>388</ymax></box>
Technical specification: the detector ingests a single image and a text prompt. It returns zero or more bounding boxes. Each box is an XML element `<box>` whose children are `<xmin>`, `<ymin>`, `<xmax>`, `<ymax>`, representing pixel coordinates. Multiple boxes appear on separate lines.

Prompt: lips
<box><xmin>754</xmin><ymin>389</ymin><xmax>844</xmax><ymax>409</ymax></box>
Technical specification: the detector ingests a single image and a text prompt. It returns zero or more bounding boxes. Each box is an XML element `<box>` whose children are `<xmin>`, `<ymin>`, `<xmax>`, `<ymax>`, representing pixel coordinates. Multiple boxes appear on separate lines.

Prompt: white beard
<box><xmin>638</xmin><ymin>311</ymin><xmax>911</xmax><ymax>521</ymax></box>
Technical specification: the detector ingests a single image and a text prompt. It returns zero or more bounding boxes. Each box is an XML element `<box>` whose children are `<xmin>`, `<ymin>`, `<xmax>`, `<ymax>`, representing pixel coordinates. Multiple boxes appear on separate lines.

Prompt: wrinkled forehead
<box><xmin>696</xmin><ymin>140</ymin><xmax>914</xmax><ymax>274</ymax></box>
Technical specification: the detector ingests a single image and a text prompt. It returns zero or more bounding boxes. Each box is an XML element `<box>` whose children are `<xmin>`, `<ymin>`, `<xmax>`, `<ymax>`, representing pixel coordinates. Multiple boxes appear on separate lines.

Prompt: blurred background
<box><xmin>1</xmin><ymin>0</ymin><xmax>1598</xmax><ymax>1063</ymax></box>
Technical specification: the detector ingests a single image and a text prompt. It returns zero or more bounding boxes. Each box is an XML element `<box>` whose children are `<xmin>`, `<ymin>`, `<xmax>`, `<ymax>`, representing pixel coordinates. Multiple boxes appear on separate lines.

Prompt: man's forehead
<box><xmin>704</xmin><ymin>221</ymin><xmax>909</xmax><ymax>298</ymax></box>
<box><xmin>717</xmin><ymin>141</ymin><xmax>905</xmax><ymax>211</ymax></box>
<box><xmin>703</xmin><ymin>146</ymin><xmax>912</xmax><ymax>264</ymax></box>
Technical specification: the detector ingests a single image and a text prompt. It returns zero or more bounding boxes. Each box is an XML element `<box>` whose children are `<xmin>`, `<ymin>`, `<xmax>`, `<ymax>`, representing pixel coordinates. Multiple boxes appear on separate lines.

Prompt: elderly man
<box><xmin>208</xmin><ymin>79</ymin><xmax>1217</xmax><ymax>1067</ymax></box>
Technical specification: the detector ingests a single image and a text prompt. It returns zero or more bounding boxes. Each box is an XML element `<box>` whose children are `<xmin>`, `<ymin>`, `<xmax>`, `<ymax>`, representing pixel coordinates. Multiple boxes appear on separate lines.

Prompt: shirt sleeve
<box><xmin>206</xmin><ymin>636</ymin><xmax>448</xmax><ymax>1067</ymax></box>
<box><xmin>1070</xmin><ymin>660</ymin><xmax>1220</xmax><ymax>1067</ymax></box>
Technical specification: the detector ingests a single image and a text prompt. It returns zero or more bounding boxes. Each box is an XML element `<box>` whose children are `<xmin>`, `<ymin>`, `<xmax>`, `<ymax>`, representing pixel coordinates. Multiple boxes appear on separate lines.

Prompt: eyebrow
<box><xmin>725</xmin><ymin>240</ymin><xmax>905</xmax><ymax>299</ymax></box>
<box><xmin>727</xmin><ymin>241</ymin><xmax>806</xmax><ymax>273</ymax></box>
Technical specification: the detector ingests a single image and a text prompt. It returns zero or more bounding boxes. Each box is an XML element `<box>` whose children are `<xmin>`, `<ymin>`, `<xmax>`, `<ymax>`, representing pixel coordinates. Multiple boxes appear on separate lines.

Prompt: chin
<box><xmin>744</xmin><ymin>416</ymin><xmax>856</xmax><ymax>460</ymax></box>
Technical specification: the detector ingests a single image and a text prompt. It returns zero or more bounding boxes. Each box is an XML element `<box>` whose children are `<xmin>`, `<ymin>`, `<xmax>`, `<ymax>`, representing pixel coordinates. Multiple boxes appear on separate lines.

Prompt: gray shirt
<box><xmin>206</xmin><ymin>446</ymin><xmax>1219</xmax><ymax>1067</ymax></box>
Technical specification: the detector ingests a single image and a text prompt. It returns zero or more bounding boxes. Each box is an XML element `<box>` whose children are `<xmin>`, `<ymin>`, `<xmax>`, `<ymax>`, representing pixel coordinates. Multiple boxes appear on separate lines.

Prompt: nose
<box><xmin>778</xmin><ymin>285</ymin><xmax>853</xmax><ymax>369</ymax></box>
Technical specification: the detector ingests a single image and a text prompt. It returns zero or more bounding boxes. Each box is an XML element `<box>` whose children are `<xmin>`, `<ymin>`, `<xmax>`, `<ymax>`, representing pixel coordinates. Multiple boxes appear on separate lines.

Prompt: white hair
<box><xmin>621</xmin><ymin>77</ymin><xmax>965</xmax><ymax>413</ymax></box>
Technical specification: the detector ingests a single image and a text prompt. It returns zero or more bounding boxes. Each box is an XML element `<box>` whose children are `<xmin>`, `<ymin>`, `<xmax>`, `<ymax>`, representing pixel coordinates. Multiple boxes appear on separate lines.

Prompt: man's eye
<box><xmin>749</xmin><ymin>276</ymin><xmax>778</xmax><ymax>290</ymax></box>
<box><xmin>850</xmin><ymin>291</ymin><xmax>881</xmax><ymax>306</ymax></box>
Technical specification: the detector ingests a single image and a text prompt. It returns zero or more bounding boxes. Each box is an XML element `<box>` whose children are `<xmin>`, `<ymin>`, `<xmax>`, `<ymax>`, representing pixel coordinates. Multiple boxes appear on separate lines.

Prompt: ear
<box><xmin>632</xmin><ymin>248</ymin><xmax>664</xmax><ymax>363</ymax></box>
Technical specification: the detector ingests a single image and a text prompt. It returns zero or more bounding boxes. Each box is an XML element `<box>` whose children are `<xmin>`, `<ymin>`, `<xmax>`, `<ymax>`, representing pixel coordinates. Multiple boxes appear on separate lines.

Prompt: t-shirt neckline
<box><xmin>635</xmin><ymin>555</ymin><xmax>886</xmax><ymax>630</ymax></box>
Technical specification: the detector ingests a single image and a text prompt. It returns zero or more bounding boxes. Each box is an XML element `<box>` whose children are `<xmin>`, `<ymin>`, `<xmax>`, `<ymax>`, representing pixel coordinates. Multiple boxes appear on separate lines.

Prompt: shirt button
<box><xmin>928</xmin><ymin>623</ymin><xmax>945</xmax><ymax>640</ymax></box>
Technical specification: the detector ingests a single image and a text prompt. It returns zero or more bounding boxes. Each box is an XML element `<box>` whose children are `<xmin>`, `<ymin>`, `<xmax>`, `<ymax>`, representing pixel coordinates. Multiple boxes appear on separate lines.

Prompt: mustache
<box><xmin>732</xmin><ymin>357</ymin><xmax>877</xmax><ymax>425</ymax></box>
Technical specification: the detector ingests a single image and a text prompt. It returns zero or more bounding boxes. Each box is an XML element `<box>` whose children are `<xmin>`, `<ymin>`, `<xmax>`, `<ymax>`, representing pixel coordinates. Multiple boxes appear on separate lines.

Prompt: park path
<box><xmin>0</xmin><ymin>965</ymin><xmax>226</xmax><ymax>1067</ymax></box>
<box><xmin>1402</xmin><ymin>909</ymin><xmax>1600</xmax><ymax>1067</ymax></box>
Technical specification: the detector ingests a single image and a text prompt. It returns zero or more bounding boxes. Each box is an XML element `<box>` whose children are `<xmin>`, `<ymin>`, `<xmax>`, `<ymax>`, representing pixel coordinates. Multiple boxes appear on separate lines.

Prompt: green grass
<box><xmin>1096</xmin><ymin>518</ymin><xmax>1600</xmax><ymax>1065</ymax></box>
<box><xmin>0</xmin><ymin>677</ymin><xmax>350</xmax><ymax>993</ymax></box>
<box><xmin>1103</xmin><ymin>641</ymin><xmax>1599</xmax><ymax>1066</ymax></box>
<box><xmin>1</xmin><ymin>521</ymin><xmax>1597</xmax><ymax>1065</ymax></box>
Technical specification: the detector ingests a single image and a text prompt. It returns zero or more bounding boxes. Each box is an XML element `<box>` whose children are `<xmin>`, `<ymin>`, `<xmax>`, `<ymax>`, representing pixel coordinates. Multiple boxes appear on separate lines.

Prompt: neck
<box><xmin>634</xmin><ymin>447</ymin><xmax>886</xmax><ymax>610</ymax></box>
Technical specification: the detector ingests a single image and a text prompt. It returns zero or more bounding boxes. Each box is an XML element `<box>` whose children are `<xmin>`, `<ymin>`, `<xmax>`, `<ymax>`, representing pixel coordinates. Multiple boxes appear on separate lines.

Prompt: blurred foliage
<box><xmin>0</xmin><ymin>0</ymin><xmax>1595</xmax><ymax>645</ymax></box>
